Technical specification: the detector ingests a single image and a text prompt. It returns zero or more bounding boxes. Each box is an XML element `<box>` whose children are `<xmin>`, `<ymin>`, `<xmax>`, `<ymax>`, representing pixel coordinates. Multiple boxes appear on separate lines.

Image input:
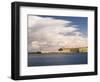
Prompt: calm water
<box><xmin>28</xmin><ymin>53</ymin><xmax>87</xmax><ymax>66</ymax></box>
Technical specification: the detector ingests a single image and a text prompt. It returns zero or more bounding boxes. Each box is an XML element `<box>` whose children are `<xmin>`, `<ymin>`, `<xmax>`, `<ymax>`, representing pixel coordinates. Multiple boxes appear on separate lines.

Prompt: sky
<box><xmin>27</xmin><ymin>15</ymin><xmax>88</xmax><ymax>52</ymax></box>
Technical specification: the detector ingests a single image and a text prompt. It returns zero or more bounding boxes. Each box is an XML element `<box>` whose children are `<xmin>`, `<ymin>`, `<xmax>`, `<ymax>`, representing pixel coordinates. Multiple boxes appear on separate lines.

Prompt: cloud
<box><xmin>28</xmin><ymin>15</ymin><xmax>87</xmax><ymax>52</ymax></box>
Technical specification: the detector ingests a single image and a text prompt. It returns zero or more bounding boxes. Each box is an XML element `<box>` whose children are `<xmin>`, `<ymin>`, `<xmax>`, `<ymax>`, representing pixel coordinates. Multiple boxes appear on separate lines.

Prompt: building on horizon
<box><xmin>58</xmin><ymin>47</ymin><xmax>88</xmax><ymax>53</ymax></box>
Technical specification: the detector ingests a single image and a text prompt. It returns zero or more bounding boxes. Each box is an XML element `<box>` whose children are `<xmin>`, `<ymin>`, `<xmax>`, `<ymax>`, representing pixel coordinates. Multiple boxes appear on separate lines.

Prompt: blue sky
<box><xmin>37</xmin><ymin>15</ymin><xmax>88</xmax><ymax>35</ymax></box>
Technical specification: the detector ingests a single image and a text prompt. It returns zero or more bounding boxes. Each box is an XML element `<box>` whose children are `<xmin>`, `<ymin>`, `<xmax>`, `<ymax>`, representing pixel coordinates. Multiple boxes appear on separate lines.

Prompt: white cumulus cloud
<box><xmin>28</xmin><ymin>15</ymin><xmax>88</xmax><ymax>52</ymax></box>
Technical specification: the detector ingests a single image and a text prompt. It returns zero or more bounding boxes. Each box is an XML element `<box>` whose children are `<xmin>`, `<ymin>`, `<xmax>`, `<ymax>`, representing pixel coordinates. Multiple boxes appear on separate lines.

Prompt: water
<box><xmin>28</xmin><ymin>53</ymin><xmax>87</xmax><ymax>66</ymax></box>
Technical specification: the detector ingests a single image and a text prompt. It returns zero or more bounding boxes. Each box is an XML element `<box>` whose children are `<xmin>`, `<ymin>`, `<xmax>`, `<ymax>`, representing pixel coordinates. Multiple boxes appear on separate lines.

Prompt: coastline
<box><xmin>28</xmin><ymin>52</ymin><xmax>87</xmax><ymax>55</ymax></box>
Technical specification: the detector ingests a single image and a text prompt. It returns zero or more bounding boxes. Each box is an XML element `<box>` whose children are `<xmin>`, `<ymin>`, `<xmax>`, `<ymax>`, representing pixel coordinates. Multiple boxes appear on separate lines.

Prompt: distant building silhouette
<box><xmin>58</xmin><ymin>47</ymin><xmax>88</xmax><ymax>53</ymax></box>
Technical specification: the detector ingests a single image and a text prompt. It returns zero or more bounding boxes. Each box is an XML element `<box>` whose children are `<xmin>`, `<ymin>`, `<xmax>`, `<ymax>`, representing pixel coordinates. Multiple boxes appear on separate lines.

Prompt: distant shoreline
<box><xmin>28</xmin><ymin>52</ymin><xmax>87</xmax><ymax>55</ymax></box>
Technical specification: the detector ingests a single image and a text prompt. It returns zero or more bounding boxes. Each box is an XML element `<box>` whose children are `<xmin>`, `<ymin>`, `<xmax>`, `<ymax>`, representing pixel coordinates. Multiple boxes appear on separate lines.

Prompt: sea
<box><xmin>28</xmin><ymin>53</ymin><xmax>87</xmax><ymax>66</ymax></box>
